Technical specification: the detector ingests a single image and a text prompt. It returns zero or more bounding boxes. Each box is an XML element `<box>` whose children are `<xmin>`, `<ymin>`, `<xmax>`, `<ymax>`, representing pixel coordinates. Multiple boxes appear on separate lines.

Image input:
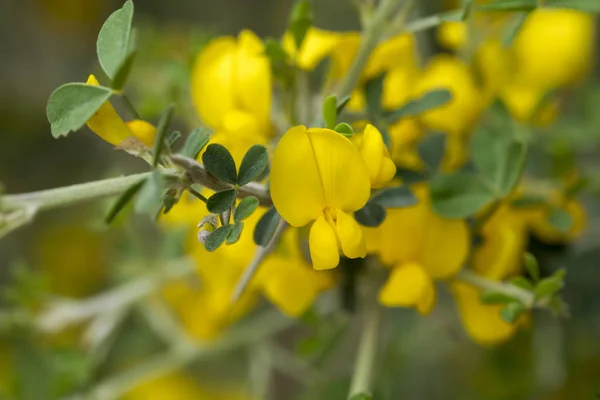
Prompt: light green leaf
<box><xmin>264</xmin><ymin>38</ymin><xmax>289</xmax><ymax>62</ymax></box>
<box><xmin>333</xmin><ymin>122</ymin><xmax>354</xmax><ymax>138</ymax></box>
<box><xmin>253</xmin><ymin>207</ymin><xmax>281</xmax><ymax>246</ymax></box>
<box><xmin>385</xmin><ymin>89</ymin><xmax>452</xmax><ymax>123</ymax></box>
<box><xmin>502</xmin><ymin>12</ymin><xmax>528</xmax><ymax>47</ymax></box>
<box><xmin>476</xmin><ymin>0</ymin><xmax>536</xmax><ymax>12</ymax></box>
<box><xmin>167</xmin><ymin>130</ymin><xmax>182</xmax><ymax>147</ymax></box>
<box><xmin>234</xmin><ymin>196</ymin><xmax>259</xmax><ymax>222</ymax></box>
<box><xmin>523</xmin><ymin>252</ymin><xmax>540</xmax><ymax>282</ymax></box>
<box><xmin>355</xmin><ymin>203</ymin><xmax>386</xmax><ymax>227</ymax></box>
<box><xmin>205</xmin><ymin>224</ymin><xmax>234</xmax><ymax>252</ymax></box>
<box><xmin>510</xmin><ymin>276</ymin><xmax>534</xmax><ymax>291</ymax></box>
<box><xmin>47</xmin><ymin>83</ymin><xmax>113</xmax><ymax>138</ymax></box>
<box><xmin>105</xmin><ymin>179</ymin><xmax>145</xmax><ymax>224</ymax></box>
<box><xmin>135</xmin><ymin>172</ymin><xmax>164</xmax><ymax>214</ymax></box>
<box><xmin>289</xmin><ymin>0</ymin><xmax>313</xmax><ymax>49</ymax></box>
<box><xmin>534</xmin><ymin>276</ymin><xmax>564</xmax><ymax>301</ymax></box>
<box><xmin>545</xmin><ymin>0</ymin><xmax>600</xmax><ymax>12</ymax></box>
<box><xmin>180</xmin><ymin>128</ymin><xmax>209</xmax><ymax>160</ymax></box>
<box><xmin>418</xmin><ymin>133</ymin><xmax>446</xmax><ymax>171</ymax></box>
<box><xmin>430</xmin><ymin>171</ymin><xmax>495</xmax><ymax>218</ymax></box>
<box><xmin>202</xmin><ymin>144</ymin><xmax>237</xmax><ymax>184</ymax></box>
<box><xmin>336</xmin><ymin>95</ymin><xmax>352</xmax><ymax>115</ymax></box>
<box><xmin>322</xmin><ymin>95</ymin><xmax>337</xmax><ymax>129</ymax></box>
<box><xmin>111</xmin><ymin>50</ymin><xmax>136</xmax><ymax>90</ymax></box>
<box><xmin>151</xmin><ymin>104</ymin><xmax>174</xmax><ymax>167</ymax></box>
<box><xmin>510</xmin><ymin>195</ymin><xmax>547</xmax><ymax>208</ymax></box>
<box><xmin>547</xmin><ymin>207</ymin><xmax>573</xmax><ymax>232</ymax></box>
<box><xmin>500</xmin><ymin>301</ymin><xmax>526</xmax><ymax>324</ymax></box>
<box><xmin>371</xmin><ymin>186</ymin><xmax>417</xmax><ymax>208</ymax></box>
<box><xmin>238</xmin><ymin>145</ymin><xmax>269</xmax><ymax>186</ymax></box>
<box><xmin>226</xmin><ymin>222</ymin><xmax>244</xmax><ymax>245</ymax></box>
<box><xmin>480</xmin><ymin>291</ymin><xmax>520</xmax><ymax>305</ymax></box>
<box><xmin>97</xmin><ymin>0</ymin><xmax>134</xmax><ymax>79</ymax></box>
<box><xmin>206</xmin><ymin>189</ymin><xmax>237</xmax><ymax>214</ymax></box>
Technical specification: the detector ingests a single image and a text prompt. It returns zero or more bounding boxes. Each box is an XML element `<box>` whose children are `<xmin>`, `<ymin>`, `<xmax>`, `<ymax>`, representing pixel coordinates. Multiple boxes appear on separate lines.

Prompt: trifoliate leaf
<box><xmin>289</xmin><ymin>0</ymin><xmax>313</xmax><ymax>49</ymax></box>
<box><xmin>500</xmin><ymin>301</ymin><xmax>526</xmax><ymax>324</ymax></box>
<box><xmin>323</xmin><ymin>95</ymin><xmax>337</xmax><ymax>129</ymax></box>
<box><xmin>47</xmin><ymin>83</ymin><xmax>113</xmax><ymax>138</ymax></box>
<box><xmin>238</xmin><ymin>145</ymin><xmax>268</xmax><ymax>186</ymax></box>
<box><xmin>205</xmin><ymin>224</ymin><xmax>234</xmax><ymax>252</ymax></box>
<box><xmin>151</xmin><ymin>105</ymin><xmax>174</xmax><ymax>167</ymax></box>
<box><xmin>547</xmin><ymin>207</ymin><xmax>574</xmax><ymax>232</ymax></box>
<box><xmin>334</xmin><ymin>122</ymin><xmax>354</xmax><ymax>138</ymax></box>
<box><xmin>206</xmin><ymin>189</ymin><xmax>237</xmax><ymax>214</ymax></box>
<box><xmin>480</xmin><ymin>291</ymin><xmax>520</xmax><ymax>305</ymax></box>
<box><xmin>370</xmin><ymin>186</ymin><xmax>418</xmax><ymax>208</ymax></box>
<box><xmin>234</xmin><ymin>196</ymin><xmax>259</xmax><ymax>222</ymax></box>
<box><xmin>355</xmin><ymin>203</ymin><xmax>386</xmax><ymax>227</ymax></box>
<box><xmin>418</xmin><ymin>133</ymin><xmax>447</xmax><ymax>171</ymax></box>
<box><xmin>254</xmin><ymin>207</ymin><xmax>281</xmax><ymax>246</ymax></box>
<box><xmin>97</xmin><ymin>0</ymin><xmax>134</xmax><ymax>79</ymax></box>
<box><xmin>180</xmin><ymin>128</ymin><xmax>209</xmax><ymax>160</ymax></box>
<box><xmin>430</xmin><ymin>171</ymin><xmax>495</xmax><ymax>218</ymax></box>
<box><xmin>202</xmin><ymin>144</ymin><xmax>237</xmax><ymax>184</ymax></box>
<box><xmin>385</xmin><ymin>89</ymin><xmax>452</xmax><ymax>123</ymax></box>
<box><xmin>105</xmin><ymin>179</ymin><xmax>145</xmax><ymax>224</ymax></box>
<box><xmin>226</xmin><ymin>222</ymin><xmax>244</xmax><ymax>245</ymax></box>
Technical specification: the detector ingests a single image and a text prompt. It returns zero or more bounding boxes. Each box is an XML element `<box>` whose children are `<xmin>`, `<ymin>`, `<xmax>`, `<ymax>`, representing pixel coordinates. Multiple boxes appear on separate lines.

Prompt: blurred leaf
<box><xmin>510</xmin><ymin>276</ymin><xmax>534</xmax><ymax>291</ymax></box>
<box><xmin>524</xmin><ymin>252</ymin><xmax>540</xmax><ymax>282</ymax></box>
<box><xmin>385</xmin><ymin>90</ymin><xmax>452</xmax><ymax>123</ymax></box>
<box><xmin>205</xmin><ymin>224</ymin><xmax>234</xmax><ymax>252</ymax></box>
<box><xmin>336</xmin><ymin>95</ymin><xmax>352</xmax><ymax>115</ymax></box>
<box><xmin>234</xmin><ymin>196</ymin><xmax>259</xmax><ymax>222</ymax></box>
<box><xmin>418</xmin><ymin>133</ymin><xmax>447</xmax><ymax>171</ymax></box>
<box><xmin>135</xmin><ymin>172</ymin><xmax>164</xmax><ymax>214</ymax></box>
<box><xmin>111</xmin><ymin>51</ymin><xmax>136</xmax><ymax>90</ymax></box>
<box><xmin>350</xmin><ymin>394</ymin><xmax>372</xmax><ymax>400</ymax></box>
<box><xmin>97</xmin><ymin>0</ymin><xmax>134</xmax><ymax>79</ymax></box>
<box><xmin>534</xmin><ymin>275</ymin><xmax>564</xmax><ymax>301</ymax></box>
<box><xmin>323</xmin><ymin>95</ymin><xmax>337</xmax><ymax>129</ymax></box>
<box><xmin>264</xmin><ymin>38</ymin><xmax>289</xmax><ymax>62</ymax></box>
<box><xmin>162</xmin><ymin>188</ymin><xmax>179</xmax><ymax>214</ymax></box>
<box><xmin>202</xmin><ymin>144</ymin><xmax>237</xmax><ymax>184</ymax></box>
<box><xmin>480</xmin><ymin>291</ymin><xmax>520</xmax><ymax>305</ymax></box>
<box><xmin>460</xmin><ymin>0</ymin><xmax>474</xmax><ymax>19</ymax></box>
<box><xmin>334</xmin><ymin>122</ymin><xmax>354</xmax><ymax>138</ymax></box>
<box><xmin>477</xmin><ymin>0</ymin><xmax>536</xmax><ymax>12</ymax></box>
<box><xmin>105</xmin><ymin>179</ymin><xmax>145</xmax><ymax>224</ymax></box>
<box><xmin>502</xmin><ymin>12</ymin><xmax>528</xmax><ymax>47</ymax></box>
<box><xmin>47</xmin><ymin>83</ymin><xmax>113</xmax><ymax>138</ymax></box>
<box><xmin>430</xmin><ymin>171</ymin><xmax>495</xmax><ymax>218</ymax></box>
<box><xmin>396</xmin><ymin>168</ymin><xmax>427</xmax><ymax>183</ymax></box>
<box><xmin>167</xmin><ymin>130</ymin><xmax>182</xmax><ymax>147</ymax></box>
<box><xmin>151</xmin><ymin>104</ymin><xmax>175</xmax><ymax>167</ymax></box>
<box><xmin>547</xmin><ymin>207</ymin><xmax>573</xmax><ymax>232</ymax></box>
<box><xmin>254</xmin><ymin>207</ymin><xmax>281</xmax><ymax>246</ymax></box>
<box><xmin>206</xmin><ymin>189</ymin><xmax>237</xmax><ymax>214</ymax></box>
<box><xmin>371</xmin><ymin>186</ymin><xmax>417</xmax><ymax>208</ymax></box>
<box><xmin>546</xmin><ymin>0</ymin><xmax>600</xmax><ymax>12</ymax></box>
<box><xmin>226</xmin><ymin>222</ymin><xmax>244</xmax><ymax>245</ymax></box>
<box><xmin>238</xmin><ymin>145</ymin><xmax>269</xmax><ymax>186</ymax></box>
<box><xmin>365</xmin><ymin>75</ymin><xmax>384</xmax><ymax>117</ymax></box>
<box><xmin>500</xmin><ymin>301</ymin><xmax>526</xmax><ymax>324</ymax></box>
<box><xmin>180</xmin><ymin>128</ymin><xmax>210</xmax><ymax>160</ymax></box>
<box><xmin>510</xmin><ymin>195</ymin><xmax>546</xmax><ymax>208</ymax></box>
<box><xmin>355</xmin><ymin>203</ymin><xmax>386</xmax><ymax>227</ymax></box>
<box><xmin>289</xmin><ymin>0</ymin><xmax>313</xmax><ymax>49</ymax></box>
<box><xmin>13</xmin><ymin>334</ymin><xmax>52</xmax><ymax>400</ymax></box>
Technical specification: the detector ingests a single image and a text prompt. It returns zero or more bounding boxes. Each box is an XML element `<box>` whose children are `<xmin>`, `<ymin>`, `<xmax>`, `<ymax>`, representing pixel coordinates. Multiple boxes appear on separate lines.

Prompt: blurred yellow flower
<box><xmin>353</xmin><ymin>124</ymin><xmax>397</xmax><ymax>188</ymax></box>
<box><xmin>270</xmin><ymin>126</ymin><xmax>371</xmax><ymax>270</ymax></box>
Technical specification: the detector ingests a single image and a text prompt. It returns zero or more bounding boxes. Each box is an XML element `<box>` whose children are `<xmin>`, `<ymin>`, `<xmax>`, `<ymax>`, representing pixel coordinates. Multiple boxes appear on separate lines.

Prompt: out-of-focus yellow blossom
<box><xmin>123</xmin><ymin>372</ymin><xmax>249</xmax><ymax>400</ymax></box>
<box><xmin>86</xmin><ymin>75</ymin><xmax>156</xmax><ymax>146</ymax></box>
<box><xmin>190</xmin><ymin>30</ymin><xmax>272</xmax><ymax>135</ymax></box>
<box><xmin>270</xmin><ymin>126</ymin><xmax>371</xmax><ymax>270</ymax></box>
<box><xmin>365</xmin><ymin>185</ymin><xmax>470</xmax><ymax>314</ymax></box>
<box><xmin>353</xmin><ymin>124</ymin><xmax>396</xmax><ymax>188</ymax></box>
<box><xmin>437</xmin><ymin>21</ymin><xmax>467</xmax><ymax>51</ymax></box>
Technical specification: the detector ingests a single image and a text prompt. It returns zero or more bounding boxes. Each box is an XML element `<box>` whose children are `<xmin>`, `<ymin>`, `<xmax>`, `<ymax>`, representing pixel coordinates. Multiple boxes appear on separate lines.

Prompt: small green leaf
<box><xmin>336</xmin><ymin>95</ymin><xmax>352</xmax><ymax>115</ymax></box>
<box><xmin>202</xmin><ymin>144</ymin><xmax>237</xmax><ymax>184</ymax></box>
<box><xmin>167</xmin><ymin>130</ymin><xmax>182</xmax><ymax>147</ymax></box>
<box><xmin>226</xmin><ymin>222</ymin><xmax>244</xmax><ymax>245</ymax></box>
<box><xmin>289</xmin><ymin>0</ymin><xmax>313</xmax><ymax>49</ymax></box>
<box><xmin>151</xmin><ymin>105</ymin><xmax>174</xmax><ymax>167</ymax></box>
<box><xmin>322</xmin><ymin>95</ymin><xmax>337</xmax><ymax>129</ymax></box>
<box><xmin>534</xmin><ymin>276</ymin><xmax>564</xmax><ymax>301</ymax></box>
<box><xmin>371</xmin><ymin>186</ymin><xmax>418</xmax><ymax>208</ymax></box>
<box><xmin>385</xmin><ymin>89</ymin><xmax>452</xmax><ymax>123</ymax></box>
<box><xmin>510</xmin><ymin>276</ymin><xmax>534</xmax><ymax>291</ymax></box>
<box><xmin>206</xmin><ymin>189</ymin><xmax>237</xmax><ymax>214</ymax></box>
<box><xmin>502</xmin><ymin>12</ymin><xmax>528</xmax><ymax>47</ymax></box>
<box><xmin>460</xmin><ymin>0</ymin><xmax>474</xmax><ymax>19</ymax></box>
<box><xmin>111</xmin><ymin>51</ymin><xmax>136</xmax><ymax>90</ymax></box>
<box><xmin>355</xmin><ymin>203</ymin><xmax>386</xmax><ymax>227</ymax></box>
<box><xmin>205</xmin><ymin>224</ymin><xmax>234</xmax><ymax>252</ymax></box>
<box><xmin>523</xmin><ymin>252</ymin><xmax>540</xmax><ymax>282</ymax></box>
<box><xmin>418</xmin><ymin>133</ymin><xmax>446</xmax><ymax>171</ymax></box>
<box><xmin>510</xmin><ymin>195</ymin><xmax>546</xmax><ymax>208</ymax></box>
<box><xmin>476</xmin><ymin>0</ymin><xmax>536</xmax><ymax>12</ymax></box>
<box><xmin>135</xmin><ymin>172</ymin><xmax>164</xmax><ymax>214</ymax></box>
<box><xmin>500</xmin><ymin>301</ymin><xmax>526</xmax><ymax>324</ymax></box>
<box><xmin>234</xmin><ymin>196</ymin><xmax>259</xmax><ymax>222</ymax></box>
<box><xmin>264</xmin><ymin>38</ymin><xmax>290</xmax><ymax>62</ymax></box>
<box><xmin>105</xmin><ymin>179</ymin><xmax>145</xmax><ymax>224</ymax></box>
<box><xmin>334</xmin><ymin>122</ymin><xmax>354</xmax><ymax>138</ymax></box>
<box><xmin>365</xmin><ymin>75</ymin><xmax>384</xmax><ymax>117</ymax></box>
<box><xmin>238</xmin><ymin>145</ymin><xmax>269</xmax><ymax>186</ymax></box>
<box><xmin>97</xmin><ymin>0</ymin><xmax>134</xmax><ymax>79</ymax></box>
<box><xmin>547</xmin><ymin>207</ymin><xmax>573</xmax><ymax>232</ymax></box>
<box><xmin>396</xmin><ymin>168</ymin><xmax>427</xmax><ymax>184</ymax></box>
<box><xmin>162</xmin><ymin>188</ymin><xmax>180</xmax><ymax>214</ymax></box>
<box><xmin>47</xmin><ymin>83</ymin><xmax>113</xmax><ymax>138</ymax></box>
<box><xmin>253</xmin><ymin>207</ymin><xmax>281</xmax><ymax>246</ymax></box>
<box><xmin>180</xmin><ymin>128</ymin><xmax>210</xmax><ymax>160</ymax></box>
<box><xmin>480</xmin><ymin>291</ymin><xmax>520</xmax><ymax>305</ymax></box>
<box><xmin>429</xmin><ymin>171</ymin><xmax>495</xmax><ymax>219</ymax></box>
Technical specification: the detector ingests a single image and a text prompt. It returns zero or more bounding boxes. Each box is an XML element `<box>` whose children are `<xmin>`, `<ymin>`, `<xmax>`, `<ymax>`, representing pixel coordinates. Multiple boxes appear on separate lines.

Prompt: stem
<box><xmin>402</xmin><ymin>9</ymin><xmax>462</xmax><ymax>34</ymax></box>
<box><xmin>456</xmin><ymin>269</ymin><xmax>535</xmax><ymax>307</ymax></box>
<box><xmin>348</xmin><ymin>305</ymin><xmax>382</xmax><ymax>399</ymax></box>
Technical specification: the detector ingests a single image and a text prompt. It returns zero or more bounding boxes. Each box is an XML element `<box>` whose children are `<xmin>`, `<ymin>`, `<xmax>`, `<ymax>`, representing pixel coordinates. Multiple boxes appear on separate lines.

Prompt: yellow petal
<box><xmin>306</xmin><ymin>127</ymin><xmax>371</xmax><ymax>212</ymax></box>
<box><xmin>359</xmin><ymin>124</ymin><xmax>384</xmax><ymax>183</ymax></box>
<box><xmin>374</xmin><ymin>156</ymin><xmax>397</xmax><ymax>188</ymax></box>
<box><xmin>364</xmin><ymin>34</ymin><xmax>417</xmax><ymax>79</ymax></box>
<box><xmin>270</xmin><ymin>126</ymin><xmax>326</xmax><ymax>226</ymax></box>
<box><xmin>451</xmin><ymin>281</ymin><xmax>518</xmax><ymax>346</ymax></box>
<box><xmin>437</xmin><ymin>21</ymin><xmax>467</xmax><ymax>51</ymax></box>
<box><xmin>85</xmin><ymin>74</ymin><xmax>132</xmax><ymax>146</ymax></box>
<box><xmin>125</xmin><ymin>119</ymin><xmax>156</xmax><ymax>147</ymax></box>
<box><xmin>378</xmin><ymin>262</ymin><xmax>436</xmax><ymax>315</ymax></box>
<box><xmin>309</xmin><ymin>215</ymin><xmax>340</xmax><ymax>270</ymax></box>
<box><xmin>336</xmin><ymin>210</ymin><xmax>366</xmax><ymax>259</ymax></box>
<box><xmin>283</xmin><ymin>27</ymin><xmax>341</xmax><ymax>71</ymax></box>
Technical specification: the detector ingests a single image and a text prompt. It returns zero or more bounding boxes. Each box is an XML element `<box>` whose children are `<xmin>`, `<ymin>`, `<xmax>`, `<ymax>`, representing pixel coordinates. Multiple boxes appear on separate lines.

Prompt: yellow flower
<box><xmin>190</xmin><ymin>30</ymin><xmax>272</xmax><ymax>134</ymax></box>
<box><xmin>379</xmin><ymin>262</ymin><xmax>436</xmax><ymax>315</ymax></box>
<box><xmin>354</xmin><ymin>124</ymin><xmax>396</xmax><ymax>188</ymax></box>
<box><xmin>437</xmin><ymin>21</ymin><xmax>467</xmax><ymax>51</ymax></box>
<box><xmin>270</xmin><ymin>126</ymin><xmax>371</xmax><ymax>270</ymax></box>
<box><xmin>85</xmin><ymin>75</ymin><xmax>156</xmax><ymax>146</ymax></box>
<box><xmin>283</xmin><ymin>27</ymin><xmax>350</xmax><ymax>71</ymax></box>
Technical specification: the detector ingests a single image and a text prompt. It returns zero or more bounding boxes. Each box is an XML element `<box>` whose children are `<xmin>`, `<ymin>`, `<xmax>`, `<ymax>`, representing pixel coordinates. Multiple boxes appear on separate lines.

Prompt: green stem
<box><xmin>456</xmin><ymin>269</ymin><xmax>534</xmax><ymax>307</ymax></box>
<box><xmin>348</xmin><ymin>304</ymin><xmax>383</xmax><ymax>399</ymax></box>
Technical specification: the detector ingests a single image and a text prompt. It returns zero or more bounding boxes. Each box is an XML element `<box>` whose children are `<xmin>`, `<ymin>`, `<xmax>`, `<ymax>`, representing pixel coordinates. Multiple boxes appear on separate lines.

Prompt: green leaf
<box><xmin>355</xmin><ymin>203</ymin><xmax>386</xmax><ymax>227</ymax></box>
<box><xmin>502</xmin><ymin>12</ymin><xmax>528</xmax><ymax>47</ymax></box>
<box><xmin>162</xmin><ymin>188</ymin><xmax>180</xmax><ymax>214</ymax></box>
<box><xmin>371</xmin><ymin>186</ymin><xmax>418</xmax><ymax>208</ymax></box>
<box><xmin>365</xmin><ymin>75</ymin><xmax>384</xmax><ymax>117</ymax></box>
<box><xmin>429</xmin><ymin>171</ymin><xmax>495</xmax><ymax>219</ymax></box>
<box><xmin>510</xmin><ymin>195</ymin><xmax>546</xmax><ymax>208</ymax></box>
<box><xmin>500</xmin><ymin>301</ymin><xmax>526</xmax><ymax>324</ymax></box>
<box><xmin>460</xmin><ymin>0</ymin><xmax>474</xmax><ymax>19</ymax></box>
<box><xmin>253</xmin><ymin>207</ymin><xmax>281</xmax><ymax>246</ymax></box>
<box><xmin>97</xmin><ymin>0</ymin><xmax>134</xmax><ymax>79</ymax></box>
<box><xmin>334</xmin><ymin>122</ymin><xmax>354</xmax><ymax>138</ymax></box>
<box><xmin>523</xmin><ymin>252</ymin><xmax>540</xmax><ymax>282</ymax></box>
<box><xmin>111</xmin><ymin>50</ymin><xmax>136</xmax><ymax>90</ymax></box>
<box><xmin>47</xmin><ymin>83</ymin><xmax>113</xmax><ymax>138</ymax></box>
<box><xmin>206</xmin><ymin>189</ymin><xmax>237</xmax><ymax>214</ymax></box>
<box><xmin>418</xmin><ymin>133</ymin><xmax>446</xmax><ymax>171</ymax></box>
<box><xmin>234</xmin><ymin>196</ymin><xmax>259</xmax><ymax>222</ymax></box>
<box><xmin>546</xmin><ymin>0</ymin><xmax>600</xmax><ymax>12</ymax></box>
<box><xmin>179</xmin><ymin>128</ymin><xmax>209</xmax><ymax>160</ymax></box>
<box><xmin>135</xmin><ymin>172</ymin><xmax>164</xmax><ymax>214</ymax></box>
<box><xmin>534</xmin><ymin>276</ymin><xmax>564</xmax><ymax>301</ymax></box>
<box><xmin>480</xmin><ymin>291</ymin><xmax>520</xmax><ymax>305</ymax></box>
<box><xmin>547</xmin><ymin>207</ymin><xmax>573</xmax><ymax>232</ymax></box>
<box><xmin>350</xmin><ymin>394</ymin><xmax>372</xmax><ymax>400</ymax></box>
<box><xmin>205</xmin><ymin>224</ymin><xmax>234</xmax><ymax>252</ymax></box>
<box><xmin>151</xmin><ymin>105</ymin><xmax>175</xmax><ymax>167</ymax></box>
<box><xmin>202</xmin><ymin>144</ymin><xmax>237</xmax><ymax>184</ymax></box>
<box><xmin>510</xmin><ymin>276</ymin><xmax>534</xmax><ymax>291</ymax></box>
<box><xmin>336</xmin><ymin>95</ymin><xmax>352</xmax><ymax>115</ymax></box>
<box><xmin>289</xmin><ymin>0</ymin><xmax>313</xmax><ymax>49</ymax></box>
<box><xmin>385</xmin><ymin>89</ymin><xmax>452</xmax><ymax>123</ymax></box>
<box><xmin>476</xmin><ymin>0</ymin><xmax>536</xmax><ymax>12</ymax></box>
<box><xmin>238</xmin><ymin>145</ymin><xmax>269</xmax><ymax>186</ymax></box>
<box><xmin>226</xmin><ymin>222</ymin><xmax>244</xmax><ymax>245</ymax></box>
<box><xmin>105</xmin><ymin>179</ymin><xmax>145</xmax><ymax>224</ymax></box>
<box><xmin>264</xmin><ymin>38</ymin><xmax>289</xmax><ymax>62</ymax></box>
<box><xmin>322</xmin><ymin>95</ymin><xmax>337</xmax><ymax>129</ymax></box>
